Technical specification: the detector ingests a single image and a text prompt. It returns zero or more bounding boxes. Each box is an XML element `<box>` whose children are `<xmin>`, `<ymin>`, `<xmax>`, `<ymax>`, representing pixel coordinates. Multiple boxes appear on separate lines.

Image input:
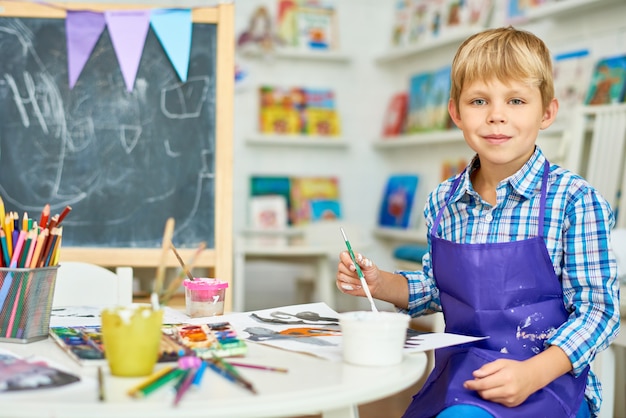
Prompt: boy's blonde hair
<box><xmin>450</xmin><ymin>26</ymin><xmax>554</xmax><ymax>111</ymax></box>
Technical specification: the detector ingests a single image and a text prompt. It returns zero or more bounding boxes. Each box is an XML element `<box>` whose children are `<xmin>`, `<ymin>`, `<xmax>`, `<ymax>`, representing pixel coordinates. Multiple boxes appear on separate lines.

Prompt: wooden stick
<box><xmin>170</xmin><ymin>244</ymin><xmax>195</xmax><ymax>281</ymax></box>
<box><xmin>153</xmin><ymin>217</ymin><xmax>175</xmax><ymax>296</ymax></box>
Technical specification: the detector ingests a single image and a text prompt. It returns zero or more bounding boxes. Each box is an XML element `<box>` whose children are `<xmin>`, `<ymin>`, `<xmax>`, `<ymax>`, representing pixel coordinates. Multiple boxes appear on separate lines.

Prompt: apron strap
<box><xmin>431</xmin><ymin>159</ymin><xmax>551</xmax><ymax>239</ymax></box>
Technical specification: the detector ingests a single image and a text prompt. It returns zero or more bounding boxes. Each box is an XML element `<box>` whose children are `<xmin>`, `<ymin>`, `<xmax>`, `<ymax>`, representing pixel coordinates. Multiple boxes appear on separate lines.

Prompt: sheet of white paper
<box><xmin>49</xmin><ymin>306</ymin><xmax>191</xmax><ymax>327</ymax></box>
<box><xmin>212</xmin><ymin>302</ymin><xmax>486</xmax><ymax>362</ymax></box>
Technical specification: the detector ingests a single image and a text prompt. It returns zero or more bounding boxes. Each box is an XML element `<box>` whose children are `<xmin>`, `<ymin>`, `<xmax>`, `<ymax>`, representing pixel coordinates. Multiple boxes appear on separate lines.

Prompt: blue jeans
<box><xmin>435</xmin><ymin>400</ymin><xmax>591</xmax><ymax>417</ymax></box>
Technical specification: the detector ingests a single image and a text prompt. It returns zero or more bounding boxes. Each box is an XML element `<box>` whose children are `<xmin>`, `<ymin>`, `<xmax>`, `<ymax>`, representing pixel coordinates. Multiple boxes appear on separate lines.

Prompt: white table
<box><xmin>0</xmin><ymin>336</ymin><xmax>427</xmax><ymax>418</ymax></box>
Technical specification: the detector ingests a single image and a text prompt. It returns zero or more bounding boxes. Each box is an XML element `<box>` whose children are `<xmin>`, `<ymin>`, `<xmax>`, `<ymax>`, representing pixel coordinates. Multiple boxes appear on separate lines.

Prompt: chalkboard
<box><xmin>0</xmin><ymin>6</ymin><xmax>223</xmax><ymax>250</ymax></box>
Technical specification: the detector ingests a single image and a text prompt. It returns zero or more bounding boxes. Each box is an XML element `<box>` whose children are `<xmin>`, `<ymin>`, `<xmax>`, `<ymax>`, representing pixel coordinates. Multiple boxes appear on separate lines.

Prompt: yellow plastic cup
<box><xmin>101</xmin><ymin>304</ymin><xmax>164</xmax><ymax>377</ymax></box>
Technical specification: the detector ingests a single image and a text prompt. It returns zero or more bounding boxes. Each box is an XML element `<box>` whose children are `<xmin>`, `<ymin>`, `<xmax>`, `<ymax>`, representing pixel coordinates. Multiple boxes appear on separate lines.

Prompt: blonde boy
<box><xmin>336</xmin><ymin>27</ymin><xmax>619</xmax><ymax>418</ymax></box>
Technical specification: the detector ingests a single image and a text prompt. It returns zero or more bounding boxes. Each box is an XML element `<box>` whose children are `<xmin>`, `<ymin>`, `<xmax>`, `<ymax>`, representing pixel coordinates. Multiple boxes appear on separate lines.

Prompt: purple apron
<box><xmin>403</xmin><ymin>161</ymin><xmax>588</xmax><ymax>418</ymax></box>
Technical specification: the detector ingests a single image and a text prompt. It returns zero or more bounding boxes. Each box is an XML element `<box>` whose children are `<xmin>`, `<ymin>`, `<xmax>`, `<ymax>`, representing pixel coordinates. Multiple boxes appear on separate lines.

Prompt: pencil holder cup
<box><xmin>101</xmin><ymin>304</ymin><xmax>163</xmax><ymax>377</ymax></box>
<box><xmin>182</xmin><ymin>278</ymin><xmax>227</xmax><ymax>317</ymax></box>
<box><xmin>0</xmin><ymin>266</ymin><xmax>59</xmax><ymax>343</ymax></box>
<box><xmin>339</xmin><ymin>311</ymin><xmax>410</xmax><ymax>367</ymax></box>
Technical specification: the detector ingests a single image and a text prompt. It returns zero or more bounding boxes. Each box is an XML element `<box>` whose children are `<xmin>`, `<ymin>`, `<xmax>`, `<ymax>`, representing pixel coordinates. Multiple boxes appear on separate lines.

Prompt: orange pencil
<box><xmin>29</xmin><ymin>228</ymin><xmax>48</xmax><ymax>269</ymax></box>
<box><xmin>23</xmin><ymin>229</ymin><xmax>38</xmax><ymax>268</ymax></box>
<box><xmin>39</xmin><ymin>204</ymin><xmax>50</xmax><ymax>230</ymax></box>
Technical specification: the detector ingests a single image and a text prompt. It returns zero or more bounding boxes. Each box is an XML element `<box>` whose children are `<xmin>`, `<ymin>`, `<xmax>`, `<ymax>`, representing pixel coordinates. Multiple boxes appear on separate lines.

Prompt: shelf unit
<box><xmin>506</xmin><ymin>0</ymin><xmax>621</xmax><ymax>25</ymax></box>
<box><xmin>374</xmin><ymin>28</ymin><xmax>476</xmax><ymax>65</ymax></box>
<box><xmin>240</xmin><ymin>47</ymin><xmax>351</xmax><ymax>63</ymax></box>
<box><xmin>246</xmin><ymin>134</ymin><xmax>348</xmax><ymax>148</ymax></box>
<box><xmin>373</xmin><ymin>129</ymin><xmax>464</xmax><ymax>149</ymax></box>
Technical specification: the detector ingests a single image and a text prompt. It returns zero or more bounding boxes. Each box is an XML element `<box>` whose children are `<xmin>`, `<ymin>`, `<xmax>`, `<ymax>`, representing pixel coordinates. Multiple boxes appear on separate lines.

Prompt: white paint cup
<box><xmin>339</xmin><ymin>311</ymin><xmax>410</xmax><ymax>366</ymax></box>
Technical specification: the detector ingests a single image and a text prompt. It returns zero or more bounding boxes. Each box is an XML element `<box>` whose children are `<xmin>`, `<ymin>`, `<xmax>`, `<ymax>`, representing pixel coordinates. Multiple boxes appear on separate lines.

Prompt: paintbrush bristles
<box><xmin>170</xmin><ymin>244</ymin><xmax>195</xmax><ymax>281</ymax></box>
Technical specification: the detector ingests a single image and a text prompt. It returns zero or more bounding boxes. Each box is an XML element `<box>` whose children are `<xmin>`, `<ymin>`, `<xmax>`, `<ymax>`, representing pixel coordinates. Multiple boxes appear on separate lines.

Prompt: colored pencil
<box><xmin>211</xmin><ymin>355</ymin><xmax>257</xmax><ymax>394</ymax></box>
<box><xmin>98</xmin><ymin>366</ymin><xmax>106</xmax><ymax>402</ymax></box>
<box><xmin>38</xmin><ymin>204</ymin><xmax>50</xmax><ymax>230</ymax></box>
<box><xmin>173</xmin><ymin>367</ymin><xmax>196</xmax><ymax>406</ymax></box>
<box><xmin>9</xmin><ymin>230</ymin><xmax>26</xmax><ymax>268</ymax></box>
<box><xmin>5</xmin><ymin>279</ymin><xmax>23</xmax><ymax>337</ymax></box>
<box><xmin>29</xmin><ymin>228</ymin><xmax>47</xmax><ymax>269</ymax></box>
<box><xmin>191</xmin><ymin>360</ymin><xmax>208</xmax><ymax>388</ymax></box>
<box><xmin>56</xmin><ymin>205</ymin><xmax>72</xmax><ymax>226</ymax></box>
<box><xmin>0</xmin><ymin>230</ymin><xmax>8</xmax><ymax>267</ymax></box>
<box><xmin>4</xmin><ymin>216</ymin><xmax>13</xmax><ymax>259</ymax></box>
<box><xmin>127</xmin><ymin>365</ymin><xmax>177</xmax><ymax>397</ymax></box>
<box><xmin>227</xmin><ymin>362</ymin><xmax>289</xmax><ymax>373</ymax></box>
<box><xmin>135</xmin><ymin>368</ymin><xmax>185</xmax><ymax>398</ymax></box>
<box><xmin>0</xmin><ymin>196</ymin><xmax>5</xmax><ymax>228</ymax></box>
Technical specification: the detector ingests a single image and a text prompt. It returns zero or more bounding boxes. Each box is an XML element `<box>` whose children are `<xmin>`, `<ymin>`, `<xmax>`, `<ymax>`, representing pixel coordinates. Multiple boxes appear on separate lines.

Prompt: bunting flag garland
<box><xmin>64</xmin><ymin>5</ymin><xmax>196</xmax><ymax>92</ymax></box>
<box><xmin>65</xmin><ymin>11</ymin><xmax>106</xmax><ymax>89</ymax></box>
<box><xmin>150</xmin><ymin>9</ymin><xmax>192</xmax><ymax>83</ymax></box>
<box><xmin>104</xmin><ymin>10</ymin><xmax>151</xmax><ymax>92</ymax></box>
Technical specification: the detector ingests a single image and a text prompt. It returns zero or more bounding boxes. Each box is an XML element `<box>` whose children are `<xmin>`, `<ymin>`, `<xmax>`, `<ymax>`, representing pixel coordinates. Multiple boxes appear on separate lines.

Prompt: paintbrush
<box><xmin>170</xmin><ymin>243</ymin><xmax>195</xmax><ymax>281</ymax></box>
<box><xmin>160</xmin><ymin>242</ymin><xmax>206</xmax><ymax>305</ymax></box>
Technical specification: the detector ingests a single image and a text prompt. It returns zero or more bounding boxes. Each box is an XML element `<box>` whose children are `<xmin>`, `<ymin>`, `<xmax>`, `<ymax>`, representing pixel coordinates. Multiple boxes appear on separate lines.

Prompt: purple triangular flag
<box><xmin>66</xmin><ymin>11</ymin><xmax>106</xmax><ymax>89</ymax></box>
<box><xmin>104</xmin><ymin>10</ymin><xmax>151</xmax><ymax>92</ymax></box>
<box><xmin>151</xmin><ymin>9</ymin><xmax>192</xmax><ymax>82</ymax></box>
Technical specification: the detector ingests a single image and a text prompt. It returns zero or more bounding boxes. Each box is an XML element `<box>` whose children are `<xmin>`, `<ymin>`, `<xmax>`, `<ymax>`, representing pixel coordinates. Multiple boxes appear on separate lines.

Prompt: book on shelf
<box><xmin>277</xmin><ymin>0</ymin><xmax>299</xmax><ymax>47</ymax></box>
<box><xmin>290</xmin><ymin>176</ymin><xmax>340</xmax><ymax>226</ymax></box>
<box><xmin>553</xmin><ymin>49</ymin><xmax>593</xmax><ymax>118</ymax></box>
<box><xmin>250</xmin><ymin>175</ymin><xmax>292</xmax><ymax>225</ymax></box>
<box><xmin>277</xmin><ymin>0</ymin><xmax>338</xmax><ymax>51</ymax></box>
<box><xmin>396</xmin><ymin>0</ymin><xmax>493</xmax><ymax>47</ymax></box>
<box><xmin>406</xmin><ymin>71</ymin><xmax>433</xmax><ymax>133</ymax></box>
<box><xmin>390</xmin><ymin>0</ymin><xmax>411</xmax><ymax>47</ymax></box>
<box><xmin>584</xmin><ymin>54</ymin><xmax>626</xmax><ymax>105</ymax></box>
<box><xmin>296</xmin><ymin>4</ymin><xmax>338</xmax><ymax>51</ymax></box>
<box><xmin>426</xmin><ymin>65</ymin><xmax>452</xmax><ymax>131</ymax></box>
<box><xmin>304</xmin><ymin>88</ymin><xmax>341</xmax><ymax>136</ymax></box>
<box><xmin>378</xmin><ymin>174</ymin><xmax>420</xmax><ymax>229</ymax></box>
<box><xmin>310</xmin><ymin>198</ymin><xmax>342</xmax><ymax>221</ymax></box>
<box><xmin>381</xmin><ymin>92</ymin><xmax>409</xmax><ymax>137</ymax></box>
<box><xmin>258</xmin><ymin>85</ymin><xmax>340</xmax><ymax>136</ymax></box>
<box><xmin>248</xmin><ymin>195</ymin><xmax>289</xmax><ymax>245</ymax></box>
<box><xmin>259</xmin><ymin>86</ymin><xmax>305</xmax><ymax>135</ymax></box>
<box><xmin>49</xmin><ymin>322</ymin><xmax>247</xmax><ymax>366</ymax></box>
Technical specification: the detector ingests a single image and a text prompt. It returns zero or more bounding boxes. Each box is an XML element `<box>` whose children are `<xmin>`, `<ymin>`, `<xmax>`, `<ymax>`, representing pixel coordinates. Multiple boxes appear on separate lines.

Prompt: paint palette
<box><xmin>49</xmin><ymin>322</ymin><xmax>247</xmax><ymax>366</ymax></box>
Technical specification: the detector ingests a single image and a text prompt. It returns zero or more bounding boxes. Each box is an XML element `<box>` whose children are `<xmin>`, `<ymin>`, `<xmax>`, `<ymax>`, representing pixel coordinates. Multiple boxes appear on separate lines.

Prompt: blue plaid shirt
<box><xmin>398</xmin><ymin>147</ymin><xmax>620</xmax><ymax>415</ymax></box>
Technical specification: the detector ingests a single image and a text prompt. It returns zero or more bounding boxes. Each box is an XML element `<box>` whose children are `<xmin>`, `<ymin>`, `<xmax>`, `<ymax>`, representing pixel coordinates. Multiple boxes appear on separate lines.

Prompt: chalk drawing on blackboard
<box><xmin>0</xmin><ymin>16</ymin><xmax>218</xmax><ymax>249</ymax></box>
<box><xmin>161</xmin><ymin>76</ymin><xmax>209</xmax><ymax>119</ymax></box>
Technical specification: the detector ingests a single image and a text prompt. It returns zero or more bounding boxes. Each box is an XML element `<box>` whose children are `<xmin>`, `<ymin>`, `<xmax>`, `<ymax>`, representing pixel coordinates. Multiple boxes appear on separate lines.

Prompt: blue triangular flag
<box><xmin>150</xmin><ymin>9</ymin><xmax>192</xmax><ymax>82</ymax></box>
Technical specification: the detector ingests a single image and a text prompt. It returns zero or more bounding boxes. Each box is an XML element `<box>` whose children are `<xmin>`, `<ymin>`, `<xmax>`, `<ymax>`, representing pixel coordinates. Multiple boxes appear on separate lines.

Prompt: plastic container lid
<box><xmin>182</xmin><ymin>278</ymin><xmax>228</xmax><ymax>290</ymax></box>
